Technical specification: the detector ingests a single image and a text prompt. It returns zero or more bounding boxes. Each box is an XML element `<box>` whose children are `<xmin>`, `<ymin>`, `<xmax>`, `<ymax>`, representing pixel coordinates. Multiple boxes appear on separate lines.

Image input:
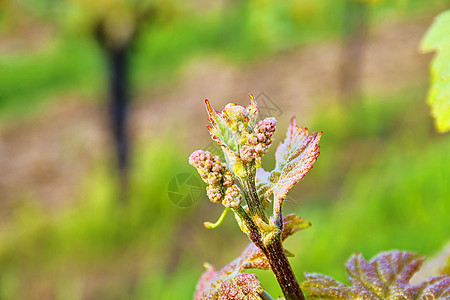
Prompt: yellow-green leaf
<box><xmin>421</xmin><ymin>10</ymin><xmax>450</xmax><ymax>133</ymax></box>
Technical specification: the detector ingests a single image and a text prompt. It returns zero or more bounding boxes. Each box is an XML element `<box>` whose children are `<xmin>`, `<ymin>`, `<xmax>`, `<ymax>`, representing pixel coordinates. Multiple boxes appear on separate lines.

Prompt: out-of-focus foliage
<box><xmin>1</xmin><ymin>0</ymin><xmax>445</xmax><ymax>116</ymax></box>
<box><xmin>412</xmin><ymin>242</ymin><xmax>450</xmax><ymax>283</ymax></box>
<box><xmin>67</xmin><ymin>0</ymin><xmax>179</xmax><ymax>48</ymax></box>
<box><xmin>421</xmin><ymin>9</ymin><xmax>450</xmax><ymax>133</ymax></box>
<box><xmin>302</xmin><ymin>250</ymin><xmax>450</xmax><ymax>299</ymax></box>
<box><xmin>0</xmin><ymin>136</ymin><xmax>199</xmax><ymax>299</ymax></box>
<box><xmin>356</xmin><ymin>0</ymin><xmax>387</xmax><ymax>4</ymax></box>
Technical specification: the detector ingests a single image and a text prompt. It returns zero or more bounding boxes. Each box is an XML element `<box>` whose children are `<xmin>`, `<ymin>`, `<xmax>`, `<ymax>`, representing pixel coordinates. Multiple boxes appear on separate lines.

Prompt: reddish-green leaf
<box><xmin>302</xmin><ymin>250</ymin><xmax>450</xmax><ymax>299</ymax></box>
<box><xmin>281</xmin><ymin>213</ymin><xmax>311</xmax><ymax>241</ymax></box>
<box><xmin>256</xmin><ymin>117</ymin><xmax>321</xmax><ymax>224</ymax></box>
<box><xmin>272</xmin><ymin>117</ymin><xmax>321</xmax><ymax>203</ymax></box>
<box><xmin>194</xmin><ymin>263</ymin><xmax>264</xmax><ymax>300</ymax></box>
<box><xmin>194</xmin><ymin>243</ymin><xmax>267</xmax><ymax>300</ymax></box>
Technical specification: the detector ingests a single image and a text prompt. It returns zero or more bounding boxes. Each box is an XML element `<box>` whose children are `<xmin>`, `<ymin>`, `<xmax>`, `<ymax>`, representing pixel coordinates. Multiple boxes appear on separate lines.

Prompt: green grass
<box><xmin>0</xmin><ymin>37</ymin><xmax>103</xmax><ymax>118</ymax></box>
<box><xmin>0</xmin><ymin>136</ymin><xmax>203</xmax><ymax>298</ymax></box>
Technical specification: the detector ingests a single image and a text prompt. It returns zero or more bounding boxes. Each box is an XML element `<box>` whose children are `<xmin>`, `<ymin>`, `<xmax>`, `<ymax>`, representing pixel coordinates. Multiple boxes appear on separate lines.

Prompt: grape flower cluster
<box><xmin>189</xmin><ymin>150</ymin><xmax>242</xmax><ymax>209</ymax></box>
<box><xmin>240</xmin><ymin>117</ymin><xmax>276</xmax><ymax>164</ymax></box>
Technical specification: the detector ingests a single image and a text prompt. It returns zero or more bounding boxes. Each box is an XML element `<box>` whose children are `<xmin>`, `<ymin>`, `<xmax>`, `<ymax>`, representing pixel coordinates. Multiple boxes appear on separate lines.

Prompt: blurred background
<box><xmin>0</xmin><ymin>0</ymin><xmax>449</xmax><ymax>299</ymax></box>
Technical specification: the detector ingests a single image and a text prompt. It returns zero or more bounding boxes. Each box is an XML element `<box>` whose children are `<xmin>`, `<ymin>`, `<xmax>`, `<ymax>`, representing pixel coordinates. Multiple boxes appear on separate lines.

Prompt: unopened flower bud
<box><xmin>254</xmin><ymin>143</ymin><xmax>264</xmax><ymax>155</ymax></box>
<box><xmin>253</xmin><ymin>118</ymin><xmax>276</xmax><ymax>141</ymax></box>
<box><xmin>248</xmin><ymin>135</ymin><xmax>258</xmax><ymax>146</ymax></box>
<box><xmin>189</xmin><ymin>149</ymin><xmax>239</xmax><ymax>205</ymax></box>
<box><xmin>207</xmin><ymin>186</ymin><xmax>223</xmax><ymax>204</ymax></box>
<box><xmin>240</xmin><ymin>145</ymin><xmax>255</xmax><ymax>163</ymax></box>
<box><xmin>248</xmin><ymin>117</ymin><xmax>277</xmax><ymax>156</ymax></box>
<box><xmin>223</xmin><ymin>104</ymin><xmax>249</xmax><ymax>123</ymax></box>
<box><xmin>223</xmin><ymin>185</ymin><xmax>243</xmax><ymax>209</ymax></box>
<box><xmin>223</xmin><ymin>173</ymin><xmax>234</xmax><ymax>188</ymax></box>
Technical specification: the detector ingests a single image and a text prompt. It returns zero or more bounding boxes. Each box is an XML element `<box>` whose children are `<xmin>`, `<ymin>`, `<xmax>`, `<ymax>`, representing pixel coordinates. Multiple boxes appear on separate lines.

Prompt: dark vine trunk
<box><xmin>107</xmin><ymin>45</ymin><xmax>131</xmax><ymax>201</ymax></box>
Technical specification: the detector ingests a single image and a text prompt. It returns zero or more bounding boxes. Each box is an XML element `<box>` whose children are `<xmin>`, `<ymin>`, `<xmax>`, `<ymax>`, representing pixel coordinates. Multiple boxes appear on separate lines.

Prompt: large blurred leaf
<box><xmin>302</xmin><ymin>250</ymin><xmax>450</xmax><ymax>299</ymax></box>
<box><xmin>421</xmin><ymin>9</ymin><xmax>450</xmax><ymax>133</ymax></box>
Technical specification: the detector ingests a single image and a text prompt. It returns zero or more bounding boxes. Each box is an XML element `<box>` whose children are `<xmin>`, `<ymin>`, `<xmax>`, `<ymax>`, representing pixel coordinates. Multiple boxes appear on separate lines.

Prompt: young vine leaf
<box><xmin>421</xmin><ymin>9</ymin><xmax>450</xmax><ymax>133</ymax></box>
<box><xmin>301</xmin><ymin>250</ymin><xmax>450</xmax><ymax>299</ymax></box>
<box><xmin>256</xmin><ymin>117</ymin><xmax>321</xmax><ymax>226</ymax></box>
<box><xmin>195</xmin><ymin>214</ymin><xmax>311</xmax><ymax>299</ymax></box>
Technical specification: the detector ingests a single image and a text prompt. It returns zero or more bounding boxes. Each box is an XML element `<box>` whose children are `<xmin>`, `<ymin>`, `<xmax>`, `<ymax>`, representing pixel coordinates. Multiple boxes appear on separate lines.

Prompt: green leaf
<box><xmin>302</xmin><ymin>250</ymin><xmax>450</xmax><ymax>299</ymax></box>
<box><xmin>281</xmin><ymin>213</ymin><xmax>311</xmax><ymax>241</ymax></box>
<box><xmin>205</xmin><ymin>99</ymin><xmax>240</xmax><ymax>152</ymax></box>
<box><xmin>421</xmin><ymin>10</ymin><xmax>450</xmax><ymax>133</ymax></box>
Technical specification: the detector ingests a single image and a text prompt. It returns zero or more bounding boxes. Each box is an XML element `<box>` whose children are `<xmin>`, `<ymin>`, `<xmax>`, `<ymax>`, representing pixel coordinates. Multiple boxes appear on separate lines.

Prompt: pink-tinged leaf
<box><xmin>239</xmin><ymin>243</ymin><xmax>272</xmax><ymax>271</ymax></box>
<box><xmin>194</xmin><ymin>262</ymin><xmax>263</xmax><ymax>300</ymax></box>
<box><xmin>272</xmin><ymin>117</ymin><xmax>321</xmax><ymax>204</ymax></box>
<box><xmin>195</xmin><ymin>241</ymin><xmax>271</xmax><ymax>300</ymax></box>
<box><xmin>194</xmin><ymin>244</ymin><xmax>266</xmax><ymax>300</ymax></box>
<box><xmin>256</xmin><ymin>117</ymin><xmax>321</xmax><ymax>225</ymax></box>
<box><xmin>195</xmin><ymin>265</ymin><xmax>218</xmax><ymax>300</ymax></box>
<box><xmin>301</xmin><ymin>250</ymin><xmax>450</xmax><ymax>299</ymax></box>
<box><xmin>255</xmin><ymin>118</ymin><xmax>321</xmax><ymax>220</ymax></box>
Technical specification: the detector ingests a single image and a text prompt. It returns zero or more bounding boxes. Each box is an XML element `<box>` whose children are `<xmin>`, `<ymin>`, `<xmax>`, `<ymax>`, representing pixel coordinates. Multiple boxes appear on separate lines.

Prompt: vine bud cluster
<box><xmin>189</xmin><ymin>150</ymin><xmax>242</xmax><ymax>209</ymax></box>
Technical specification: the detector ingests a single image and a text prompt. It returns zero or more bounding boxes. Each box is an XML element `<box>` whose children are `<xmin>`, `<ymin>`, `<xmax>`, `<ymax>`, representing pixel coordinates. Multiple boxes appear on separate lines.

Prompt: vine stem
<box><xmin>262</xmin><ymin>237</ymin><xmax>305</xmax><ymax>300</ymax></box>
<box><xmin>236</xmin><ymin>208</ymin><xmax>304</xmax><ymax>299</ymax></box>
<box><xmin>239</xmin><ymin>174</ymin><xmax>268</xmax><ymax>223</ymax></box>
<box><xmin>242</xmin><ymin>167</ymin><xmax>305</xmax><ymax>300</ymax></box>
